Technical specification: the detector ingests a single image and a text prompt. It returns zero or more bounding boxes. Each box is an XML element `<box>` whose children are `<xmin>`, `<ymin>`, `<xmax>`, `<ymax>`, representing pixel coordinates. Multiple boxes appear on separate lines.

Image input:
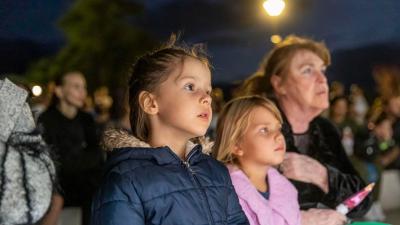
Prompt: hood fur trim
<box><xmin>102</xmin><ymin>129</ymin><xmax>213</xmax><ymax>154</ymax></box>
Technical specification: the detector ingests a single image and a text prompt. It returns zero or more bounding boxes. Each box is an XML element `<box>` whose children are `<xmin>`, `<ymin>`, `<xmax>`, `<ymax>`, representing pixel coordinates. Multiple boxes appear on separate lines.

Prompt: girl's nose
<box><xmin>274</xmin><ymin>131</ymin><xmax>284</xmax><ymax>142</ymax></box>
<box><xmin>201</xmin><ymin>92</ymin><xmax>212</xmax><ymax>105</ymax></box>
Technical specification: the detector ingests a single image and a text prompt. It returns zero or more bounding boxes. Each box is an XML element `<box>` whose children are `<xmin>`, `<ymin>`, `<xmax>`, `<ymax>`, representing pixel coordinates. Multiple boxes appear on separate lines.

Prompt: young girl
<box><xmin>213</xmin><ymin>96</ymin><xmax>301</xmax><ymax>225</ymax></box>
<box><xmin>90</xmin><ymin>37</ymin><xmax>249</xmax><ymax>225</ymax></box>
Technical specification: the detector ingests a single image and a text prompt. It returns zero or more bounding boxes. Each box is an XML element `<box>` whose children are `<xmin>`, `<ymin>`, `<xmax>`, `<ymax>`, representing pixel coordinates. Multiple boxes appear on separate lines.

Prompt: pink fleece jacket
<box><xmin>228</xmin><ymin>165</ymin><xmax>301</xmax><ymax>225</ymax></box>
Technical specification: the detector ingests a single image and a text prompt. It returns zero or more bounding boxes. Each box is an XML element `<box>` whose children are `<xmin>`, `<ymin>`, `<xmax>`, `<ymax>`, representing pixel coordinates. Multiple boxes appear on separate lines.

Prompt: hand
<box><xmin>301</xmin><ymin>209</ymin><xmax>347</xmax><ymax>225</ymax></box>
<box><xmin>280</xmin><ymin>152</ymin><xmax>329</xmax><ymax>192</ymax></box>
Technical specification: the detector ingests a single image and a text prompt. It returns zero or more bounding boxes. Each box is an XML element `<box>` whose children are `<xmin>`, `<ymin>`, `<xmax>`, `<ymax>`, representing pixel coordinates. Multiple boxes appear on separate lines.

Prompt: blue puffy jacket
<box><xmin>91</xmin><ymin>130</ymin><xmax>249</xmax><ymax>225</ymax></box>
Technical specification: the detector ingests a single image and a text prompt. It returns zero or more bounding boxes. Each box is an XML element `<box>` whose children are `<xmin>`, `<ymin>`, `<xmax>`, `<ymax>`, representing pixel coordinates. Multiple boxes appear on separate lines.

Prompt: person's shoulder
<box><xmin>196</xmin><ymin>152</ymin><xmax>233</xmax><ymax>182</ymax></box>
<box><xmin>37</xmin><ymin>107</ymin><xmax>57</xmax><ymax>123</ymax></box>
<box><xmin>106</xmin><ymin>148</ymin><xmax>156</xmax><ymax>175</ymax></box>
<box><xmin>313</xmin><ymin>116</ymin><xmax>335</xmax><ymax>127</ymax></box>
<box><xmin>93</xmin><ymin>166</ymin><xmax>142</xmax><ymax>209</ymax></box>
<box><xmin>313</xmin><ymin>116</ymin><xmax>340</xmax><ymax>134</ymax></box>
<box><xmin>78</xmin><ymin>110</ymin><xmax>95</xmax><ymax>121</ymax></box>
<box><xmin>200</xmin><ymin>152</ymin><xmax>228</xmax><ymax>171</ymax></box>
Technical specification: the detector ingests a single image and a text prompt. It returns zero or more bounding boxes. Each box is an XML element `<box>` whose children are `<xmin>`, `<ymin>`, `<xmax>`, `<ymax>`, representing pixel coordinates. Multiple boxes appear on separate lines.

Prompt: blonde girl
<box><xmin>214</xmin><ymin>95</ymin><xmax>301</xmax><ymax>225</ymax></box>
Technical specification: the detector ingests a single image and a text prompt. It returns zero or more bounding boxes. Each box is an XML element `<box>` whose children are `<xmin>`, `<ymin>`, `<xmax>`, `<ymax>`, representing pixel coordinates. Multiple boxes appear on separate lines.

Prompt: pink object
<box><xmin>228</xmin><ymin>165</ymin><xmax>301</xmax><ymax>225</ymax></box>
<box><xmin>336</xmin><ymin>183</ymin><xmax>375</xmax><ymax>215</ymax></box>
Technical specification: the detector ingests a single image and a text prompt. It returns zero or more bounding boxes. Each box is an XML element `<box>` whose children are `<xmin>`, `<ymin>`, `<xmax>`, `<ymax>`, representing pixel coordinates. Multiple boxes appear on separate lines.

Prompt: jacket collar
<box><xmin>103</xmin><ymin>129</ymin><xmax>212</xmax><ymax>171</ymax></box>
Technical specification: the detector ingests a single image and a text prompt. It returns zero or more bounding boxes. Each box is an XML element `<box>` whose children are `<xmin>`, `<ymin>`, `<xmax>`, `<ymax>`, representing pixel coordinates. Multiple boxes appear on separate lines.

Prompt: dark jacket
<box><xmin>282</xmin><ymin>115</ymin><xmax>372</xmax><ymax>218</ymax></box>
<box><xmin>38</xmin><ymin>106</ymin><xmax>104</xmax><ymax>206</ymax></box>
<box><xmin>91</xmin><ymin>129</ymin><xmax>249</xmax><ymax>225</ymax></box>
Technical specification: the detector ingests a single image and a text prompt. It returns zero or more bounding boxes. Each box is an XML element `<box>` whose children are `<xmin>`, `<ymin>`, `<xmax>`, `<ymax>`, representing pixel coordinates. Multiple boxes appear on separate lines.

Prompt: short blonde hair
<box><xmin>213</xmin><ymin>95</ymin><xmax>283</xmax><ymax>164</ymax></box>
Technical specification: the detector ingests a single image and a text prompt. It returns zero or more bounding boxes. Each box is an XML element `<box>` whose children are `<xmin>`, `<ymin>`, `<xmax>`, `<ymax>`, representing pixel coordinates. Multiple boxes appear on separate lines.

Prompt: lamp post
<box><xmin>263</xmin><ymin>0</ymin><xmax>285</xmax><ymax>17</ymax></box>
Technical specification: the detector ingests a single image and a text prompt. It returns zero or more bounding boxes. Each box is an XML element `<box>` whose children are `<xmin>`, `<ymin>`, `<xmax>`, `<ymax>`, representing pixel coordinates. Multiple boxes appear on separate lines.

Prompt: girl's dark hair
<box><xmin>128</xmin><ymin>34</ymin><xmax>210</xmax><ymax>141</ymax></box>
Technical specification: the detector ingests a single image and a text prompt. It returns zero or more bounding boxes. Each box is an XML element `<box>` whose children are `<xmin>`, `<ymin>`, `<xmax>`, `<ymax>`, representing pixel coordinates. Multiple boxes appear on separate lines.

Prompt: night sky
<box><xmin>2</xmin><ymin>0</ymin><xmax>400</xmax><ymax>89</ymax></box>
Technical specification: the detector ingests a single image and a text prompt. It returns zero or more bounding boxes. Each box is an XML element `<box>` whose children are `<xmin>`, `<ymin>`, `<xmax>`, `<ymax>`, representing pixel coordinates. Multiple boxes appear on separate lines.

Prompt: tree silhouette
<box><xmin>27</xmin><ymin>0</ymin><xmax>154</xmax><ymax>91</ymax></box>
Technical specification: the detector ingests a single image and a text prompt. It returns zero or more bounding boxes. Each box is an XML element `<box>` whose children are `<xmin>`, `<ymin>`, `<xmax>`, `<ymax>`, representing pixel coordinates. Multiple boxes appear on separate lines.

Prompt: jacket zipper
<box><xmin>182</xmin><ymin>149</ymin><xmax>215</xmax><ymax>225</ymax></box>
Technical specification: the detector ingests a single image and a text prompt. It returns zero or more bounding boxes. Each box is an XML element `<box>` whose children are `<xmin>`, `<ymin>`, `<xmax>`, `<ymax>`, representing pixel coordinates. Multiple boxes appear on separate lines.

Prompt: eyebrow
<box><xmin>174</xmin><ymin>74</ymin><xmax>196</xmax><ymax>83</ymax></box>
<box><xmin>253</xmin><ymin>122</ymin><xmax>282</xmax><ymax>127</ymax></box>
<box><xmin>180</xmin><ymin>75</ymin><xmax>197</xmax><ymax>80</ymax></box>
<box><xmin>253</xmin><ymin>122</ymin><xmax>271</xmax><ymax>127</ymax></box>
<box><xmin>298</xmin><ymin>62</ymin><xmax>325</xmax><ymax>69</ymax></box>
<box><xmin>175</xmin><ymin>75</ymin><xmax>212</xmax><ymax>89</ymax></box>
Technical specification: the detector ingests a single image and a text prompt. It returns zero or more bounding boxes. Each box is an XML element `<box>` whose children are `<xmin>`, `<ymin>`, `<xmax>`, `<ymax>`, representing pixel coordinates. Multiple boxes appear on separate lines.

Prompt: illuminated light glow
<box><xmin>271</xmin><ymin>35</ymin><xmax>282</xmax><ymax>44</ymax></box>
<box><xmin>263</xmin><ymin>0</ymin><xmax>285</xmax><ymax>17</ymax></box>
<box><xmin>32</xmin><ymin>85</ymin><xmax>43</xmax><ymax>97</ymax></box>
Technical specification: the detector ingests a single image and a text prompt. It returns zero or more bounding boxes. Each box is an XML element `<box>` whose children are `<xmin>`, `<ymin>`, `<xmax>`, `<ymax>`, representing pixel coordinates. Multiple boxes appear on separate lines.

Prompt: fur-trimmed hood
<box><xmin>102</xmin><ymin>128</ymin><xmax>213</xmax><ymax>155</ymax></box>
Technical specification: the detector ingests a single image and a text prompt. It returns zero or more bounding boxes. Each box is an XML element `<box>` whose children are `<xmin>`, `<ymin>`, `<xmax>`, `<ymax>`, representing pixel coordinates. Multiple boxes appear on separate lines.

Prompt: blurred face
<box><xmin>375</xmin><ymin>119</ymin><xmax>393</xmax><ymax>141</ymax></box>
<box><xmin>153</xmin><ymin>57</ymin><xmax>212</xmax><ymax>139</ymax></box>
<box><xmin>275</xmin><ymin>50</ymin><xmax>329</xmax><ymax>114</ymax></box>
<box><xmin>57</xmin><ymin>73</ymin><xmax>87</xmax><ymax>108</ymax></box>
<box><xmin>236</xmin><ymin>106</ymin><xmax>286</xmax><ymax>167</ymax></box>
<box><xmin>332</xmin><ymin>99</ymin><xmax>348</xmax><ymax>117</ymax></box>
<box><xmin>386</xmin><ymin>96</ymin><xmax>400</xmax><ymax>118</ymax></box>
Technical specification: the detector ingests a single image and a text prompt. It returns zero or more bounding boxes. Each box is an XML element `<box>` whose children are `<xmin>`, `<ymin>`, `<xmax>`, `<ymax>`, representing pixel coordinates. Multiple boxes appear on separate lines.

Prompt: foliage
<box><xmin>26</xmin><ymin>0</ymin><xmax>154</xmax><ymax>91</ymax></box>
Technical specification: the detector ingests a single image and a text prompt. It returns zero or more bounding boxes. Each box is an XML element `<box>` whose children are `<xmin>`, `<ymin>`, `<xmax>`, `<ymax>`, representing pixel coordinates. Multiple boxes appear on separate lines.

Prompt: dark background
<box><xmin>2</xmin><ymin>0</ymin><xmax>400</xmax><ymax>98</ymax></box>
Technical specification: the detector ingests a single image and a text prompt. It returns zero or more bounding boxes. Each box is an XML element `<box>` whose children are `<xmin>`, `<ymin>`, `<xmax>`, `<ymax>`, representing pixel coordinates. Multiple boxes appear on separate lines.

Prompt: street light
<box><xmin>32</xmin><ymin>85</ymin><xmax>43</xmax><ymax>97</ymax></box>
<box><xmin>270</xmin><ymin>35</ymin><xmax>282</xmax><ymax>44</ymax></box>
<box><xmin>263</xmin><ymin>0</ymin><xmax>285</xmax><ymax>17</ymax></box>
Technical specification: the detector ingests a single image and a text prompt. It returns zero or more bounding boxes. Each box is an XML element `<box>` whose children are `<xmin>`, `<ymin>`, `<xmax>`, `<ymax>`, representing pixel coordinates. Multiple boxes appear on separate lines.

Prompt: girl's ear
<box><xmin>139</xmin><ymin>91</ymin><xmax>158</xmax><ymax>115</ymax></box>
<box><xmin>270</xmin><ymin>74</ymin><xmax>286</xmax><ymax>95</ymax></box>
<box><xmin>232</xmin><ymin>143</ymin><xmax>244</xmax><ymax>157</ymax></box>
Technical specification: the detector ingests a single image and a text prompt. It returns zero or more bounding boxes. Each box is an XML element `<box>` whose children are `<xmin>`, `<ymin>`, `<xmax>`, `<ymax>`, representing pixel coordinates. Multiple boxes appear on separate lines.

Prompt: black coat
<box><xmin>38</xmin><ymin>106</ymin><xmax>104</xmax><ymax>206</ymax></box>
<box><xmin>282</xmin><ymin>115</ymin><xmax>372</xmax><ymax>218</ymax></box>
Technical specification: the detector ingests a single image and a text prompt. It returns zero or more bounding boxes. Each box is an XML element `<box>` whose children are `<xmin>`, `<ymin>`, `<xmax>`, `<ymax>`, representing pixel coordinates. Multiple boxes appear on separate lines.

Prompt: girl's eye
<box><xmin>184</xmin><ymin>83</ymin><xmax>194</xmax><ymax>91</ymax></box>
<box><xmin>260</xmin><ymin>127</ymin><xmax>269</xmax><ymax>134</ymax></box>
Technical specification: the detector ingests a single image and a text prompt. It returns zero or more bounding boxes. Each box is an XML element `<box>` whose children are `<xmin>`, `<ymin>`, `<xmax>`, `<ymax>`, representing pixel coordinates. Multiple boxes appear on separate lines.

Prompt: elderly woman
<box><xmin>239</xmin><ymin>36</ymin><xmax>371</xmax><ymax>225</ymax></box>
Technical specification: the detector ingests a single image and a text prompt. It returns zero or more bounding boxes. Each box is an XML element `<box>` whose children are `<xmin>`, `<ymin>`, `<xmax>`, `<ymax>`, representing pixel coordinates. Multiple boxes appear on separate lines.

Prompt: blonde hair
<box><xmin>213</xmin><ymin>95</ymin><xmax>283</xmax><ymax>164</ymax></box>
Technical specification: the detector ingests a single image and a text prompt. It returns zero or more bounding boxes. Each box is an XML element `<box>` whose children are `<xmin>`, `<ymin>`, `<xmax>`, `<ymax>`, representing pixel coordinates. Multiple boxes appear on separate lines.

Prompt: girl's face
<box><xmin>152</xmin><ymin>57</ymin><xmax>212</xmax><ymax>140</ymax></box>
<box><xmin>236</xmin><ymin>106</ymin><xmax>286</xmax><ymax>168</ymax></box>
<box><xmin>275</xmin><ymin>50</ymin><xmax>329</xmax><ymax>115</ymax></box>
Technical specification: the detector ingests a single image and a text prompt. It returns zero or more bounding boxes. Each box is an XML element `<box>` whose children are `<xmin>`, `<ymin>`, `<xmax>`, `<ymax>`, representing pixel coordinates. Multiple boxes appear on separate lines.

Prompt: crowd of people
<box><xmin>2</xmin><ymin>34</ymin><xmax>400</xmax><ymax>225</ymax></box>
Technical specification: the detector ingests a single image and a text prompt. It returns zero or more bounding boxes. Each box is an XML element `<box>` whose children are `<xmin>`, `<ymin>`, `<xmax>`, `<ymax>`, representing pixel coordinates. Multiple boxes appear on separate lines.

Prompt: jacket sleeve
<box><xmin>319</xmin><ymin>119</ymin><xmax>372</xmax><ymax>218</ymax></box>
<box><xmin>91</xmin><ymin>173</ymin><xmax>145</xmax><ymax>225</ymax></box>
<box><xmin>226</xmin><ymin>180</ymin><xmax>250</xmax><ymax>224</ymax></box>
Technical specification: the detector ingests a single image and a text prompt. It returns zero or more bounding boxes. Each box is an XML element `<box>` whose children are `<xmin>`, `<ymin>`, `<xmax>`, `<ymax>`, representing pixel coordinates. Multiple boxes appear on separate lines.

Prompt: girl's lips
<box><xmin>198</xmin><ymin>113</ymin><xmax>209</xmax><ymax>120</ymax></box>
<box><xmin>274</xmin><ymin>146</ymin><xmax>285</xmax><ymax>152</ymax></box>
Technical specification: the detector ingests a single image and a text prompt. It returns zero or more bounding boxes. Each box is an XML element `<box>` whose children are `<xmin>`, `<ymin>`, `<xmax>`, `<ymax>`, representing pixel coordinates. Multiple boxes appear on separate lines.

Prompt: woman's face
<box><xmin>275</xmin><ymin>50</ymin><xmax>329</xmax><ymax>114</ymax></box>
